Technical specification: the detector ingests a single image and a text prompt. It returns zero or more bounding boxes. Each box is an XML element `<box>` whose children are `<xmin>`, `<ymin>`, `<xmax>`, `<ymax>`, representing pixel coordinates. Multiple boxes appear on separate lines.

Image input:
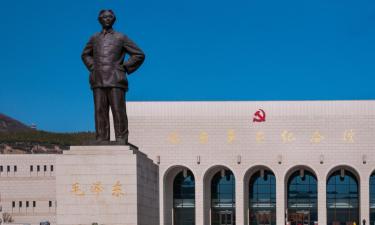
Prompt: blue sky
<box><xmin>0</xmin><ymin>0</ymin><xmax>375</xmax><ymax>132</ymax></box>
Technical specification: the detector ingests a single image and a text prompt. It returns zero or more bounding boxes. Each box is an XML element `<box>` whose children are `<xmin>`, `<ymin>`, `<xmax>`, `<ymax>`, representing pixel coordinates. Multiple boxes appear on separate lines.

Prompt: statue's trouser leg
<box><xmin>108</xmin><ymin>88</ymin><xmax>128</xmax><ymax>142</ymax></box>
<box><xmin>93</xmin><ymin>88</ymin><xmax>110</xmax><ymax>141</ymax></box>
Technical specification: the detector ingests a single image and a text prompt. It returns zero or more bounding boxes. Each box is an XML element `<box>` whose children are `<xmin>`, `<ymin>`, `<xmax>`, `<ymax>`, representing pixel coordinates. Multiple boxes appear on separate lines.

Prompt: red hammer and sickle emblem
<box><xmin>253</xmin><ymin>109</ymin><xmax>266</xmax><ymax>122</ymax></box>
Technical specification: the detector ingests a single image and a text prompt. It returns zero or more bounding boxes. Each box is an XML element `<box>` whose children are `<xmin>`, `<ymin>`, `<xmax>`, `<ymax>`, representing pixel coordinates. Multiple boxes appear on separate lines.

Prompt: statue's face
<box><xmin>99</xmin><ymin>11</ymin><xmax>115</xmax><ymax>29</ymax></box>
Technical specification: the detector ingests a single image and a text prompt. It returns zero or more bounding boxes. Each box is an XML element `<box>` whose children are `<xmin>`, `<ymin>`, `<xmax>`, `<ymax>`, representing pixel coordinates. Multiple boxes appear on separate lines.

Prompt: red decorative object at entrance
<box><xmin>253</xmin><ymin>109</ymin><xmax>266</xmax><ymax>122</ymax></box>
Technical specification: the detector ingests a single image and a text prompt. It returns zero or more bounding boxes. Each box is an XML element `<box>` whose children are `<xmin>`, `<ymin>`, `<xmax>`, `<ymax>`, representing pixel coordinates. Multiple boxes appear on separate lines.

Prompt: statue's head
<box><xmin>98</xmin><ymin>10</ymin><xmax>116</xmax><ymax>29</ymax></box>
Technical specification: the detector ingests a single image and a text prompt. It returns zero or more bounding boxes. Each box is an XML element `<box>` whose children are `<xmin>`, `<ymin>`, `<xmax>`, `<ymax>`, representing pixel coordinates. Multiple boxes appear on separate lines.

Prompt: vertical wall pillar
<box><xmin>243</xmin><ymin>178</ymin><xmax>249</xmax><ymax>225</ymax></box>
<box><xmin>160</xmin><ymin>168</ymin><xmax>166</xmax><ymax>225</ymax></box>
<box><xmin>195</xmin><ymin>175</ymin><xmax>204</xmax><ymax>225</ymax></box>
<box><xmin>276</xmin><ymin>173</ymin><xmax>285</xmax><ymax>225</ymax></box>
<box><xmin>360</xmin><ymin>172</ymin><xmax>370</xmax><ymax>224</ymax></box>
<box><xmin>236</xmin><ymin>177</ymin><xmax>244</xmax><ymax>225</ymax></box>
<box><xmin>318</xmin><ymin>174</ymin><xmax>327</xmax><ymax>225</ymax></box>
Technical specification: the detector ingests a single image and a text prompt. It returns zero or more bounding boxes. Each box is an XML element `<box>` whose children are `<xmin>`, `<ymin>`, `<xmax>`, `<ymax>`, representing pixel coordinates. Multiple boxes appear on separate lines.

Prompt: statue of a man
<box><xmin>82</xmin><ymin>9</ymin><xmax>145</xmax><ymax>144</ymax></box>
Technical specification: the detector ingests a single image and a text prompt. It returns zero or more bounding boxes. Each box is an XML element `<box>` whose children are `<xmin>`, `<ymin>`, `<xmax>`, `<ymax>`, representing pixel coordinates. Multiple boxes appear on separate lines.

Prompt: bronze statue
<box><xmin>82</xmin><ymin>10</ymin><xmax>145</xmax><ymax>145</ymax></box>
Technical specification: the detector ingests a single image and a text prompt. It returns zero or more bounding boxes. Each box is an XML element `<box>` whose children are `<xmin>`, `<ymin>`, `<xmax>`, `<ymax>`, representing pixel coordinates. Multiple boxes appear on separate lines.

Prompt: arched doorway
<box><xmin>370</xmin><ymin>172</ymin><xmax>375</xmax><ymax>225</ymax></box>
<box><xmin>211</xmin><ymin>169</ymin><xmax>236</xmax><ymax>225</ymax></box>
<box><xmin>173</xmin><ymin>170</ymin><xmax>195</xmax><ymax>225</ymax></box>
<box><xmin>248</xmin><ymin>169</ymin><xmax>276</xmax><ymax>225</ymax></box>
<box><xmin>164</xmin><ymin>166</ymin><xmax>195</xmax><ymax>225</ymax></box>
<box><xmin>286</xmin><ymin>169</ymin><xmax>318</xmax><ymax>225</ymax></box>
<box><xmin>327</xmin><ymin>168</ymin><xmax>359</xmax><ymax>225</ymax></box>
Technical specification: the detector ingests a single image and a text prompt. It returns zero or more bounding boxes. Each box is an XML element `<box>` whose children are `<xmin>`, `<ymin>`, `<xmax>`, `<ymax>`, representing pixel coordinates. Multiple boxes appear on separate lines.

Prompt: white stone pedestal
<box><xmin>56</xmin><ymin>146</ymin><xmax>159</xmax><ymax>225</ymax></box>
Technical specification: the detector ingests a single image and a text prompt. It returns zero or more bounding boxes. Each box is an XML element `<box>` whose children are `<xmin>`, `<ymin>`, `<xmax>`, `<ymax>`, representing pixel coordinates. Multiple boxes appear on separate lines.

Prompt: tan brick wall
<box><xmin>0</xmin><ymin>155</ymin><xmax>56</xmax><ymax>225</ymax></box>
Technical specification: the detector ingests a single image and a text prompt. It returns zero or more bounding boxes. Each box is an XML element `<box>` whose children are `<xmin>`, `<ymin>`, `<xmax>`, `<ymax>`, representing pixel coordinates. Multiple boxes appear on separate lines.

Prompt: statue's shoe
<box><xmin>114</xmin><ymin>138</ymin><xmax>138</xmax><ymax>149</ymax></box>
<box><xmin>83</xmin><ymin>139</ymin><xmax>110</xmax><ymax>146</ymax></box>
<box><xmin>115</xmin><ymin>138</ymin><xmax>128</xmax><ymax>145</ymax></box>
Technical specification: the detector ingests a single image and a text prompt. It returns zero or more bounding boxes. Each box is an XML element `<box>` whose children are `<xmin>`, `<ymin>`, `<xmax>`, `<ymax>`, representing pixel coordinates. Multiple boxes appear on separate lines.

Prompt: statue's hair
<box><xmin>98</xmin><ymin>9</ymin><xmax>116</xmax><ymax>21</ymax></box>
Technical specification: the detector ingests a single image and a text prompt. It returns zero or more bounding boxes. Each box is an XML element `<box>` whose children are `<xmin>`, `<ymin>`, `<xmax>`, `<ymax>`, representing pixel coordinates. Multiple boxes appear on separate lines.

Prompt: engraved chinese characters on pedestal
<box><xmin>71</xmin><ymin>181</ymin><xmax>125</xmax><ymax>198</ymax></box>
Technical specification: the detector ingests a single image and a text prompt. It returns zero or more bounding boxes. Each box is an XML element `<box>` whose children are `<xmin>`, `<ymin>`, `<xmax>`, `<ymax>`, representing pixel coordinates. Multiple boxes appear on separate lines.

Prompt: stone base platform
<box><xmin>56</xmin><ymin>146</ymin><xmax>159</xmax><ymax>225</ymax></box>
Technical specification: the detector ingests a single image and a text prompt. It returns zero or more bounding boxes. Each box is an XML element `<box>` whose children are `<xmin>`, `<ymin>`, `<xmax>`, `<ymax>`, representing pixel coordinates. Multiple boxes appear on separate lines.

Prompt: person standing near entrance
<box><xmin>82</xmin><ymin>9</ymin><xmax>145</xmax><ymax>144</ymax></box>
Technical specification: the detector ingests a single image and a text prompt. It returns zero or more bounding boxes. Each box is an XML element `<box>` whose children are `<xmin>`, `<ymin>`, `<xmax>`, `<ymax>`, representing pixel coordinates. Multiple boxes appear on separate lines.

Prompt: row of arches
<box><xmin>165</xmin><ymin>165</ymin><xmax>372</xmax><ymax>225</ymax></box>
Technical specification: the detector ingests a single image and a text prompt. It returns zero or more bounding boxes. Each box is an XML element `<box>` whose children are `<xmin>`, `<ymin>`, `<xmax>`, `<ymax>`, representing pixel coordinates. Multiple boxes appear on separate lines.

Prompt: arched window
<box><xmin>287</xmin><ymin>169</ymin><xmax>318</xmax><ymax>225</ymax></box>
<box><xmin>327</xmin><ymin>169</ymin><xmax>359</xmax><ymax>225</ymax></box>
<box><xmin>211</xmin><ymin>169</ymin><xmax>235</xmax><ymax>225</ymax></box>
<box><xmin>249</xmin><ymin>170</ymin><xmax>276</xmax><ymax>225</ymax></box>
<box><xmin>370</xmin><ymin>172</ymin><xmax>375</xmax><ymax>225</ymax></box>
<box><xmin>173</xmin><ymin>170</ymin><xmax>195</xmax><ymax>225</ymax></box>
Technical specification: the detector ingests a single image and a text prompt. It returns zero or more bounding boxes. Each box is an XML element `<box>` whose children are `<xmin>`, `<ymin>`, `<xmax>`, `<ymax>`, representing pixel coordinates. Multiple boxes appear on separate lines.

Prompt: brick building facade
<box><xmin>1</xmin><ymin>101</ymin><xmax>375</xmax><ymax>225</ymax></box>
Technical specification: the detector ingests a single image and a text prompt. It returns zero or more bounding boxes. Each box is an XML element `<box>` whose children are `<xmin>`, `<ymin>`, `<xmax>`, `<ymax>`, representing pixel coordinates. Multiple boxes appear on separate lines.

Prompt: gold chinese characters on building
<box><xmin>199</xmin><ymin>131</ymin><xmax>209</xmax><ymax>144</ymax></box>
<box><xmin>310</xmin><ymin>131</ymin><xmax>324</xmax><ymax>143</ymax></box>
<box><xmin>255</xmin><ymin>131</ymin><xmax>265</xmax><ymax>143</ymax></box>
<box><xmin>343</xmin><ymin>129</ymin><xmax>355</xmax><ymax>143</ymax></box>
<box><xmin>112</xmin><ymin>181</ymin><xmax>125</xmax><ymax>197</ymax></box>
<box><xmin>165</xmin><ymin>129</ymin><xmax>359</xmax><ymax>144</ymax></box>
<box><xmin>168</xmin><ymin>132</ymin><xmax>181</xmax><ymax>144</ymax></box>
<box><xmin>227</xmin><ymin>129</ymin><xmax>236</xmax><ymax>143</ymax></box>
<box><xmin>281</xmin><ymin>130</ymin><xmax>295</xmax><ymax>143</ymax></box>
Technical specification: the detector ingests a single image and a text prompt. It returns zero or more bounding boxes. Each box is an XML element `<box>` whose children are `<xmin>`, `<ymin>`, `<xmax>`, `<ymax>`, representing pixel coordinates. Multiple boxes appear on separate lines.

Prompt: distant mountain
<box><xmin>0</xmin><ymin>113</ymin><xmax>95</xmax><ymax>154</ymax></box>
<box><xmin>0</xmin><ymin>113</ymin><xmax>33</xmax><ymax>132</ymax></box>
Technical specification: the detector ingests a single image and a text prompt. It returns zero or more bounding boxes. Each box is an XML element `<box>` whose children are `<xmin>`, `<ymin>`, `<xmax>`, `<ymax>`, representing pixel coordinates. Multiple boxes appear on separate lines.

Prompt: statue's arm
<box><xmin>81</xmin><ymin>37</ymin><xmax>95</xmax><ymax>71</ymax></box>
<box><xmin>122</xmin><ymin>35</ymin><xmax>145</xmax><ymax>74</ymax></box>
